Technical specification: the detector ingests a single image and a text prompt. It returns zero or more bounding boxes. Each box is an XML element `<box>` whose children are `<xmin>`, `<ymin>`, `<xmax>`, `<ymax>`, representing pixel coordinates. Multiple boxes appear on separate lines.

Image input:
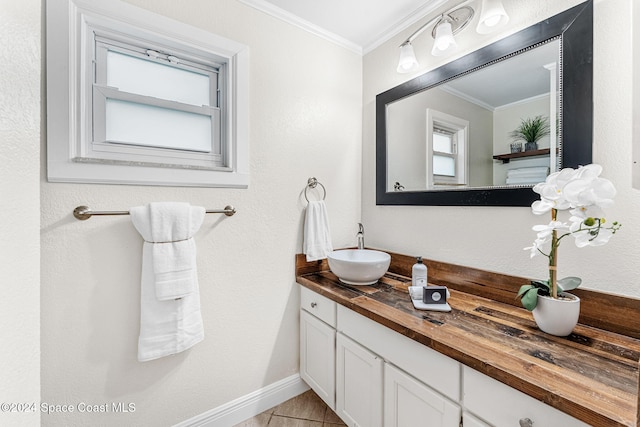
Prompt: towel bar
<box><xmin>73</xmin><ymin>205</ymin><xmax>236</xmax><ymax>221</ymax></box>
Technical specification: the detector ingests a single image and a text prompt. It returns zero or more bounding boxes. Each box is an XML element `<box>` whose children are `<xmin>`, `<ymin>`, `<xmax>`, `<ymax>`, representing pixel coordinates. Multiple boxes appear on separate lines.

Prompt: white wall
<box><xmin>363</xmin><ymin>0</ymin><xmax>640</xmax><ymax>298</ymax></box>
<box><xmin>38</xmin><ymin>0</ymin><xmax>362</xmax><ymax>425</ymax></box>
<box><xmin>0</xmin><ymin>0</ymin><xmax>41</xmax><ymax>426</ymax></box>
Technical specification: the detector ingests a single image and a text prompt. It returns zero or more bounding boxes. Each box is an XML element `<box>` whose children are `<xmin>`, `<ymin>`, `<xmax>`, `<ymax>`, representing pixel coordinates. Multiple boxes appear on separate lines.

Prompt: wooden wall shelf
<box><xmin>493</xmin><ymin>148</ymin><xmax>550</xmax><ymax>163</ymax></box>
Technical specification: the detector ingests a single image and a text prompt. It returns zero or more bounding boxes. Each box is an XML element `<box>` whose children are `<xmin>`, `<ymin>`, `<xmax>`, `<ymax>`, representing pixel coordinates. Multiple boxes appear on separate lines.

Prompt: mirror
<box><xmin>387</xmin><ymin>40</ymin><xmax>560</xmax><ymax>191</ymax></box>
<box><xmin>376</xmin><ymin>1</ymin><xmax>593</xmax><ymax>206</ymax></box>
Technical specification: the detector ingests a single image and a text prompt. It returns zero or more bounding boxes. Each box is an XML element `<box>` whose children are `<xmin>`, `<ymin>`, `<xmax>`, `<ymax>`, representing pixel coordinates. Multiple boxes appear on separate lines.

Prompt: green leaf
<box><xmin>557</xmin><ymin>276</ymin><xmax>582</xmax><ymax>292</ymax></box>
<box><xmin>531</xmin><ymin>280</ymin><xmax>550</xmax><ymax>290</ymax></box>
<box><xmin>521</xmin><ymin>287</ymin><xmax>539</xmax><ymax>311</ymax></box>
<box><xmin>517</xmin><ymin>284</ymin><xmax>535</xmax><ymax>298</ymax></box>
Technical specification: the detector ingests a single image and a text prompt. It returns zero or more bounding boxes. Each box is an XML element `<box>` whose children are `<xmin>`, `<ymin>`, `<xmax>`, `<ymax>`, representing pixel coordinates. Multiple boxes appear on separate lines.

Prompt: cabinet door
<box><xmin>463</xmin><ymin>412</ymin><xmax>491</xmax><ymax>427</ymax></box>
<box><xmin>384</xmin><ymin>363</ymin><xmax>461</xmax><ymax>427</ymax></box>
<box><xmin>336</xmin><ymin>333</ymin><xmax>383</xmax><ymax>427</ymax></box>
<box><xmin>300</xmin><ymin>310</ymin><xmax>336</xmax><ymax>409</ymax></box>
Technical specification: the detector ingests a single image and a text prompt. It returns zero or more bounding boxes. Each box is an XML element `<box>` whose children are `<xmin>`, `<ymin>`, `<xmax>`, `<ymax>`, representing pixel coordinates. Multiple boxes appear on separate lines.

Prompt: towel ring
<box><xmin>304</xmin><ymin>177</ymin><xmax>326</xmax><ymax>202</ymax></box>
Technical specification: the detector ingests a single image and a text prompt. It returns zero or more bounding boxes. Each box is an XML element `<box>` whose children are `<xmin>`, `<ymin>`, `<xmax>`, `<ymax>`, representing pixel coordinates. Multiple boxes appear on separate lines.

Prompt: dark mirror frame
<box><xmin>376</xmin><ymin>1</ymin><xmax>592</xmax><ymax>207</ymax></box>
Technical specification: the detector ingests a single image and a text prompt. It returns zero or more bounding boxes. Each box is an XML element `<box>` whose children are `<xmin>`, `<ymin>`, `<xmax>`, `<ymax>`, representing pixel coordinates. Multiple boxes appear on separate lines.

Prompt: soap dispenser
<box><xmin>412</xmin><ymin>257</ymin><xmax>427</xmax><ymax>287</ymax></box>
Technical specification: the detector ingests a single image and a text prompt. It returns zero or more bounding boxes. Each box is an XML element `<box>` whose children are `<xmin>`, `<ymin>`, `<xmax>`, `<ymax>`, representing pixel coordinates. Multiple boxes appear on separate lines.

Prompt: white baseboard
<box><xmin>174</xmin><ymin>374</ymin><xmax>310</xmax><ymax>427</ymax></box>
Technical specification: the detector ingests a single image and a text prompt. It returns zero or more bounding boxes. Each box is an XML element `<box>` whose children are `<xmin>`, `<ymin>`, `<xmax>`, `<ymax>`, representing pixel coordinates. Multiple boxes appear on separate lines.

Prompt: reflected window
<box><xmin>427</xmin><ymin>110</ymin><xmax>469</xmax><ymax>187</ymax></box>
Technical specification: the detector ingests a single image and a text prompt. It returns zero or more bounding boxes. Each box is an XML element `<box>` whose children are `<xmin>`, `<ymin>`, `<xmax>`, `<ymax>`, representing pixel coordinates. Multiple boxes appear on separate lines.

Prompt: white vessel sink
<box><xmin>327</xmin><ymin>249</ymin><xmax>391</xmax><ymax>285</ymax></box>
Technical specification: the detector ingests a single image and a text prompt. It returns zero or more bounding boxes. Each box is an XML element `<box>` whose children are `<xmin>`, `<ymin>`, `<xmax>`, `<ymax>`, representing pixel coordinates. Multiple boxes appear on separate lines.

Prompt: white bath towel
<box><xmin>131</xmin><ymin>202</ymin><xmax>205</xmax><ymax>300</ymax></box>
<box><xmin>303</xmin><ymin>200</ymin><xmax>333</xmax><ymax>262</ymax></box>
<box><xmin>130</xmin><ymin>202</ymin><xmax>206</xmax><ymax>361</ymax></box>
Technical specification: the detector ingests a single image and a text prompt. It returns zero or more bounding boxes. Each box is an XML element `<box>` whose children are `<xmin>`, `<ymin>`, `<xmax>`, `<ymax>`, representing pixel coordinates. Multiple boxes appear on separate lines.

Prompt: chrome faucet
<box><xmin>356</xmin><ymin>223</ymin><xmax>365</xmax><ymax>250</ymax></box>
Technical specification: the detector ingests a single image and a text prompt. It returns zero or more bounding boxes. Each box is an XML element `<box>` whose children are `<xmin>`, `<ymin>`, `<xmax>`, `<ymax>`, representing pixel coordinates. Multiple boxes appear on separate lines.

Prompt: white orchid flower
<box><xmin>570</xmin><ymin>205</ymin><xmax>605</xmax><ymax>220</ymax></box>
<box><xmin>568</xmin><ymin>205</ymin><xmax>605</xmax><ymax>232</ymax></box>
<box><xmin>572</xmin><ymin>163</ymin><xmax>602</xmax><ymax>180</ymax></box>
<box><xmin>573</xmin><ymin>227</ymin><xmax>614</xmax><ymax>248</ymax></box>
<box><xmin>531</xmin><ymin>168</ymin><xmax>579</xmax><ymax>213</ymax></box>
<box><xmin>531</xmin><ymin>198</ymin><xmax>556</xmax><ymax>215</ymax></box>
<box><xmin>564</xmin><ymin>176</ymin><xmax>616</xmax><ymax>209</ymax></box>
<box><xmin>532</xmin><ymin>221</ymin><xmax>568</xmax><ymax>239</ymax></box>
<box><xmin>525</xmin><ymin>221</ymin><xmax>568</xmax><ymax>258</ymax></box>
<box><xmin>524</xmin><ymin>237</ymin><xmax>548</xmax><ymax>258</ymax></box>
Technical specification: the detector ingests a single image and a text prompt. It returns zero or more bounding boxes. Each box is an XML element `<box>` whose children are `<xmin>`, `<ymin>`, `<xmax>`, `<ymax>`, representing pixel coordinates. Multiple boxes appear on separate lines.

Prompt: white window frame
<box><xmin>426</xmin><ymin>109</ymin><xmax>469</xmax><ymax>187</ymax></box>
<box><xmin>46</xmin><ymin>0</ymin><xmax>249</xmax><ymax>187</ymax></box>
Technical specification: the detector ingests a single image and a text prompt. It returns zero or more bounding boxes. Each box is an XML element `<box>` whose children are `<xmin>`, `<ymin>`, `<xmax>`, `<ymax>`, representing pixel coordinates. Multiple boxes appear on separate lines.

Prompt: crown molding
<box><xmin>362</xmin><ymin>0</ymin><xmax>450</xmax><ymax>54</ymax></box>
<box><xmin>238</xmin><ymin>0</ymin><xmax>362</xmax><ymax>54</ymax></box>
<box><xmin>239</xmin><ymin>0</ymin><xmax>454</xmax><ymax>56</ymax></box>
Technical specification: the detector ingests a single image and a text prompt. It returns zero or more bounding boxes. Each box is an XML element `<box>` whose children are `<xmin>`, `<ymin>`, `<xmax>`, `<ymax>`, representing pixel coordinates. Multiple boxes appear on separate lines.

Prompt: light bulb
<box><xmin>431</xmin><ymin>21</ymin><xmax>456</xmax><ymax>56</ymax></box>
<box><xmin>484</xmin><ymin>14</ymin><xmax>501</xmax><ymax>28</ymax></box>
<box><xmin>436</xmin><ymin>37</ymin><xmax>450</xmax><ymax>51</ymax></box>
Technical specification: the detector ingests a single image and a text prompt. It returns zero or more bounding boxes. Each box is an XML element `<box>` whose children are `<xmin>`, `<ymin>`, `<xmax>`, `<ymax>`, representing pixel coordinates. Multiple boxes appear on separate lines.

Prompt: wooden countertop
<box><xmin>296</xmin><ymin>252</ymin><xmax>640</xmax><ymax>427</ymax></box>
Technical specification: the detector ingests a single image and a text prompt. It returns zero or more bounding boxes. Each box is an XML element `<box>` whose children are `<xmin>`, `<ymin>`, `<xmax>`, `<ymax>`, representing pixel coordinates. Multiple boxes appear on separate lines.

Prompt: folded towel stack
<box><xmin>505</xmin><ymin>166</ymin><xmax>549</xmax><ymax>185</ymax></box>
<box><xmin>130</xmin><ymin>202</ymin><xmax>206</xmax><ymax>362</ymax></box>
<box><xmin>303</xmin><ymin>200</ymin><xmax>333</xmax><ymax>262</ymax></box>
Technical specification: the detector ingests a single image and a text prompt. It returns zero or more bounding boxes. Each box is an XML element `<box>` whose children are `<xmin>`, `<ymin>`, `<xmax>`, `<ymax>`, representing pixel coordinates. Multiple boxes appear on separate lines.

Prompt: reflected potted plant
<box><xmin>517</xmin><ymin>164</ymin><xmax>621</xmax><ymax>336</ymax></box>
<box><xmin>509</xmin><ymin>115</ymin><xmax>550</xmax><ymax>151</ymax></box>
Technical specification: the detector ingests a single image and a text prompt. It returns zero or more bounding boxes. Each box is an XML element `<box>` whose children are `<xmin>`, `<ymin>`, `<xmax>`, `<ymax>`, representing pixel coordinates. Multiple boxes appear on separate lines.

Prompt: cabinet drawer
<box><xmin>337</xmin><ymin>305</ymin><xmax>460</xmax><ymax>402</ymax></box>
<box><xmin>463</xmin><ymin>366</ymin><xmax>589</xmax><ymax>427</ymax></box>
<box><xmin>300</xmin><ymin>286</ymin><xmax>336</xmax><ymax>327</ymax></box>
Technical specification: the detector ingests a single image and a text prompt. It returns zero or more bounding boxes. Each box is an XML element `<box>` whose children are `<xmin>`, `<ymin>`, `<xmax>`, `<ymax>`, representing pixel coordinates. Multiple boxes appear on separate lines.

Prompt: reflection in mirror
<box><xmin>376</xmin><ymin>0</ymin><xmax>593</xmax><ymax>206</ymax></box>
<box><xmin>386</xmin><ymin>40</ymin><xmax>560</xmax><ymax>192</ymax></box>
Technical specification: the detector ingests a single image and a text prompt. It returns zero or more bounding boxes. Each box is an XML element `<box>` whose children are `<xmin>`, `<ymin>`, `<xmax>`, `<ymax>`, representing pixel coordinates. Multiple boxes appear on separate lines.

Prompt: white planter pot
<box><xmin>532</xmin><ymin>292</ymin><xmax>580</xmax><ymax>336</ymax></box>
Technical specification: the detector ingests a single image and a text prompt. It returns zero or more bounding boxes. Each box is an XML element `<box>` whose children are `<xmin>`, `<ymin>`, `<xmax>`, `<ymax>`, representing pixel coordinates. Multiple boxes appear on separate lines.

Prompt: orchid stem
<box><xmin>549</xmin><ymin>208</ymin><xmax>558</xmax><ymax>299</ymax></box>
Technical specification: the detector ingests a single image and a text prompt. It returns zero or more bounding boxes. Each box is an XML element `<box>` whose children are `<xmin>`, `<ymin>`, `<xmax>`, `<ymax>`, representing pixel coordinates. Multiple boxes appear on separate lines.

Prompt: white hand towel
<box><xmin>131</xmin><ymin>202</ymin><xmax>205</xmax><ymax>300</ymax></box>
<box><xmin>303</xmin><ymin>200</ymin><xmax>333</xmax><ymax>262</ymax></box>
<box><xmin>130</xmin><ymin>202</ymin><xmax>206</xmax><ymax>362</ymax></box>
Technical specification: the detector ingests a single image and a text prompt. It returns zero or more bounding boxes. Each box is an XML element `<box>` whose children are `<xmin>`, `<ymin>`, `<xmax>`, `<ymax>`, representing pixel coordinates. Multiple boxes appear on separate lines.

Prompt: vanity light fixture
<box><xmin>396</xmin><ymin>0</ymin><xmax>509</xmax><ymax>73</ymax></box>
<box><xmin>476</xmin><ymin>0</ymin><xmax>509</xmax><ymax>34</ymax></box>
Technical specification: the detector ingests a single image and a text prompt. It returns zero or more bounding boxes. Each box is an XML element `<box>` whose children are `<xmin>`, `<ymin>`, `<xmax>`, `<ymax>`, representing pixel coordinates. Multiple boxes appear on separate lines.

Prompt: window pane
<box><xmin>105</xmin><ymin>99</ymin><xmax>212</xmax><ymax>152</ymax></box>
<box><xmin>433</xmin><ymin>132</ymin><xmax>453</xmax><ymax>153</ymax></box>
<box><xmin>433</xmin><ymin>155</ymin><xmax>455</xmax><ymax>176</ymax></box>
<box><xmin>107</xmin><ymin>51</ymin><xmax>211</xmax><ymax>106</ymax></box>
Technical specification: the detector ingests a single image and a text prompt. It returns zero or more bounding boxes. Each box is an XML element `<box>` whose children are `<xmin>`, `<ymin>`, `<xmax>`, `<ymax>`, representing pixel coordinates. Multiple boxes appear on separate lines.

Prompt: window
<box><xmin>432</xmin><ymin>129</ymin><xmax>456</xmax><ymax>178</ymax></box>
<box><xmin>426</xmin><ymin>110</ymin><xmax>469</xmax><ymax>187</ymax></box>
<box><xmin>47</xmin><ymin>0</ymin><xmax>249</xmax><ymax>187</ymax></box>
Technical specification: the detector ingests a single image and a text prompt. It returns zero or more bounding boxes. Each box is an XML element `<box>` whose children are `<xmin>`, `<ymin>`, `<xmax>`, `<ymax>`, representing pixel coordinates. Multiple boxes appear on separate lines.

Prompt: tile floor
<box><xmin>233</xmin><ymin>390</ymin><xmax>346</xmax><ymax>427</ymax></box>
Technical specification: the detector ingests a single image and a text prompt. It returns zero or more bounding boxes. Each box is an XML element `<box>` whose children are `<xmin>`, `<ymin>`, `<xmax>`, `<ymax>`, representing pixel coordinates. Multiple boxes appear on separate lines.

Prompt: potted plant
<box><xmin>509</xmin><ymin>115</ymin><xmax>550</xmax><ymax>151</ymax></box>
<box><xmin>517</xmin><ymin>164</ymin><xmax>621</xmax><ymax>336</ymax></box>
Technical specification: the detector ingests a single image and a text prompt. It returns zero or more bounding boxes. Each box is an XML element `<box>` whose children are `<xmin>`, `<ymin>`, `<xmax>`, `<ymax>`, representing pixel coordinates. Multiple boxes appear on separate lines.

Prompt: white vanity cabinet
<box><xmin>336</xmin><ymin>305</ymin><xmax>461</xmax><ymax>427</ymax></box>
<box><xmin>300</xmin><ymin>287</ymin><xmax>337</xmax><ymax>409</ymax></box>
<box><xmin>300</xmin><ymin>286</ymin><xmax>589</xmax><ymax>427</ymax></box>
<box><xmin>463</xmin><ymin>366</ymin><xmax>590</xmax><ymax>427</ymax></box>
<box><xmin>336</xmin><ymin>333</ymin><xmax>383</xmax><ymax>427</ymax></box>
